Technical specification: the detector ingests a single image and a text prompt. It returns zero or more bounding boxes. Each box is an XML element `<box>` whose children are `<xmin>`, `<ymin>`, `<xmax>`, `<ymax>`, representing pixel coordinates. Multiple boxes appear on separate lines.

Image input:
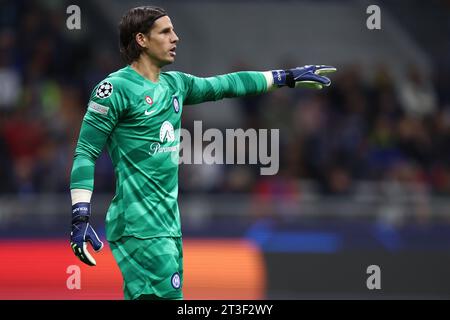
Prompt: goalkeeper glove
<box><xmin>272</xmin><ymin>65</ymin><xmax>336</xmax><ymax>89</ymax></box>
<box><xmin>70</xmin><ymin>202</ymin><xmax>104</xmax><ymax>266</ymax></box>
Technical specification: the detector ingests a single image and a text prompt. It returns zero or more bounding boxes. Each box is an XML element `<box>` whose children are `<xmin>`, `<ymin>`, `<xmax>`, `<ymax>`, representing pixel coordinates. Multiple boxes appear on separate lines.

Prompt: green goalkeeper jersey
<box><xmin>70</xmin><ymin>65</ymin><xmax>267</xmax><ymax>242</ymax></box>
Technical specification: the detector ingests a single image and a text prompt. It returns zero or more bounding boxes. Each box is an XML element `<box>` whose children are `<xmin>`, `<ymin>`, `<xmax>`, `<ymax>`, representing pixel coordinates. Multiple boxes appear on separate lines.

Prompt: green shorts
<box><xmin>109</xmin><ymin>236</ymin><xmax>183</xmax><ymax>300</ymax></box>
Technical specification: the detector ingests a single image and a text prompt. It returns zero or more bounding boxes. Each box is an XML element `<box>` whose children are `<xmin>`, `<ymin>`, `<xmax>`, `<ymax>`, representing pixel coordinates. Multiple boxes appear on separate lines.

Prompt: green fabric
<box><xmin>70</xmin><ymin>65</ymin><xmax>267</xmax><ymax>241</ymax></box>
<box><xmin>109</xmin><ymin>236</ymin><xmax>183</xmax><ymax>300</ymax></box>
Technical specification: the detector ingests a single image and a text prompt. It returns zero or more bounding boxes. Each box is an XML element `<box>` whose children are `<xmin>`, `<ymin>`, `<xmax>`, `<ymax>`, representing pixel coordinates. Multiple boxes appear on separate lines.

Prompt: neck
<box><xmin>130</xmin><ymin>57</ymin><xmax>161</xmax><ymax>83</ymax></box>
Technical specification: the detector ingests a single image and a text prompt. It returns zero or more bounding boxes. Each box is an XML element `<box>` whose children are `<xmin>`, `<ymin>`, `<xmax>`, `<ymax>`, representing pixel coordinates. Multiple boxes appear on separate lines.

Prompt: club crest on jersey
<box><xmin>173</xmin><ymin>96</ymin><xmax>180</xmax><ymax>113</ymax></box>
<box><xmin>96</xmin><ymin>81</ymin><xmax>113</xmax><ymax>99</ymax></box>
<box><xmin>145</xmin><ymin>96</ymin><xmax>153</xmax><ymax>105</ymax></box>
<box><xmin>171</xmin><ymin>272</ymin><xmax>181</xmax><ymax>289</ymax></box>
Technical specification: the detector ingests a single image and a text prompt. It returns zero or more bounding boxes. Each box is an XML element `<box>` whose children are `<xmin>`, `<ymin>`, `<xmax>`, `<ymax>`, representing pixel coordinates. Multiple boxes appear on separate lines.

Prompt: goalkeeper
<box><xmin>69</xmin><ymin>5</ymin><xmax>336</xmax><ymax>300</ymax></box>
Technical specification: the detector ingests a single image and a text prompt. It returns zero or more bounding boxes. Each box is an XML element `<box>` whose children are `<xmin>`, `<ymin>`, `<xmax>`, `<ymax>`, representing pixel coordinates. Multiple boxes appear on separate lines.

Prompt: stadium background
<box><xmin>0</xmin><ymin>0</ymin><xmax>449</xmax><ymax>299</ymax></box>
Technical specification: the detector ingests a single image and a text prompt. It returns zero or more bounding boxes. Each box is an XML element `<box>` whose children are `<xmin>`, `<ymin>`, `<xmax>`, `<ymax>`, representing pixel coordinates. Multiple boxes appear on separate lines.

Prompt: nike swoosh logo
<box><xmin>145</xmin><ymin>109</ymin><xmax>156</xmax><ymax>116</ymax></box>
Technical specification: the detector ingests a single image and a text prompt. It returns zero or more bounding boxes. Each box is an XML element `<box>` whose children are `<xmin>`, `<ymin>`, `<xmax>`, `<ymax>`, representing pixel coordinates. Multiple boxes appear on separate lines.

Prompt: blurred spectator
<box><xmin>1</xmin><ymin>106</ymin><xmax>47</xmax><ymax>193</ymax></box>
<box><xmin>0</xmin><ymin>134</ymin><xmax>14</xmax><ymax>193</ymax></box>
<box><xmin>0</xmin><ymin>30</ymin><xmax>21</xmax><ymax>110</ymax></box>
<box><xmin>398</xmin><ymin>64</ymin><xmax>438</xmax><ymax>118</ymax></box>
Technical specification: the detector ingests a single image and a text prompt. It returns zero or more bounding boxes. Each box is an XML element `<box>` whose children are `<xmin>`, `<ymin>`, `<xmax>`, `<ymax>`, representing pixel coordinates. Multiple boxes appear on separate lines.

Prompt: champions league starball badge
<box><xmin>96</xmin><ymin>81</ymin><xmax>113</xmax><ymax>99</ymax></box>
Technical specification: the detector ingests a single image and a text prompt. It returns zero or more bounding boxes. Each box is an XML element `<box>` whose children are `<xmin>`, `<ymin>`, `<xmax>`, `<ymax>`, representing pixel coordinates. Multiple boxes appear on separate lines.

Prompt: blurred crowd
<box><xmin>0</xmin><ymin>1</ymin><xmax>118</xmax><ymax>195</ymax></box>
<box><xmin>248</xmin><ymin>63</ymin><xmax>450</xmax><ymax>196</ymax></box>
<box><xmin>1</xmin><ymin>1</ymin><xmax>450</xmax><ymax>202</ymax></box>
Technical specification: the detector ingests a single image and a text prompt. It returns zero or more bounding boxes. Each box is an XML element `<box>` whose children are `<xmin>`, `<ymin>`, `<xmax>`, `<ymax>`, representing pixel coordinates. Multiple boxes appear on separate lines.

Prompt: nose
<box><xmin>171</xmin><ymin>31</ymin><xmax>179</xmax><ymax>43</ymax></box>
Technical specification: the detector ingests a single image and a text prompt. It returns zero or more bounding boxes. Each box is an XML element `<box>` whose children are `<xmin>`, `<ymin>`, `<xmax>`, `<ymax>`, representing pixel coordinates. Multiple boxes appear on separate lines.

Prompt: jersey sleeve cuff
<box><xmin>262</xmin><ymin>71</ymin><xmax>276</xmax><ymax>91</ymax></box>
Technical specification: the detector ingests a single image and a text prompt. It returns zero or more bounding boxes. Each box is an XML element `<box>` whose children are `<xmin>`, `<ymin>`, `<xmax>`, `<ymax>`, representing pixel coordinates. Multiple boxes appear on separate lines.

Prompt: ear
<box><xmin>135</xmin><ymin>32</ymin><xmax>147</xmax><ymax>48</ymax></box>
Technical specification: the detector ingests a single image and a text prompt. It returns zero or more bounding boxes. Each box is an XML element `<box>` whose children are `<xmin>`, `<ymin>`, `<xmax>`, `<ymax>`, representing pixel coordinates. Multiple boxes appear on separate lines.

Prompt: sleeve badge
<box><xmin>96</xmin><ymin>81</ymin><xmax>113</xmax><ymax>99</ymax></box>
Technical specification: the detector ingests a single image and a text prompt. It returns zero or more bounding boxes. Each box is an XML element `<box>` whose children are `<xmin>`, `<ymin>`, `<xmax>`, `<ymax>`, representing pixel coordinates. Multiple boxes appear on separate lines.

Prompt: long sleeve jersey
<box><xmin>70</xmin><ymin>65</ymin><xmax>267</xmax><ymax>241</ymax></box>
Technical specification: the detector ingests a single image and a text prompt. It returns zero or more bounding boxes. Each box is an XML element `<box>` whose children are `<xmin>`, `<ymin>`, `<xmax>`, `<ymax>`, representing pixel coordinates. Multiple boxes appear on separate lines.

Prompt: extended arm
<box><xmin>182</xmin><ymin>71</ymin><xmax>268</xmax><ymax>105</ymax></box>
<box><xmin>180</xmin><ymin>65</ymin><xmax>336</xmax><ymax>105</ymax></box>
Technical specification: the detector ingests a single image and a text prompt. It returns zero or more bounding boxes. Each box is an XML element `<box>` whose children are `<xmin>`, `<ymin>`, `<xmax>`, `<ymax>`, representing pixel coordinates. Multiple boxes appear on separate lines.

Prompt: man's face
<box><xmin>143</xmin><ymin>16</ymin><xmax>179</xmax><ymax>67</ymax></box>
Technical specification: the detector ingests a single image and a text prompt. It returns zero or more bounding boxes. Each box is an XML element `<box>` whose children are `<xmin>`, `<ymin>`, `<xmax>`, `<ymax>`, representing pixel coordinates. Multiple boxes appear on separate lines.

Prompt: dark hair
<box><xmin>119</xmin><ymin>6</ymin><xmax>167</xmax><ymax>64</ymax></box>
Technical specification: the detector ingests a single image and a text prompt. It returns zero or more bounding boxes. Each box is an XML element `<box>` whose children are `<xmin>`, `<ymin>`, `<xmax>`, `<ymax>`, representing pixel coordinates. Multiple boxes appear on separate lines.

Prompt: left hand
<box><xmin>272</xmin><ymin>65</ymin><xmax>337</xmax><ymax>89</ymax></box>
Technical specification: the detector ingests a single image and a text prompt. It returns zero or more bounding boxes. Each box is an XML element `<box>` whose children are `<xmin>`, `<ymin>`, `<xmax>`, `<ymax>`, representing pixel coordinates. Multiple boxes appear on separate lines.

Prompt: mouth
<box><xmin>169</xmin><ymin>47</ymin><xmax>176</xmax><ymax>57</ymax></box>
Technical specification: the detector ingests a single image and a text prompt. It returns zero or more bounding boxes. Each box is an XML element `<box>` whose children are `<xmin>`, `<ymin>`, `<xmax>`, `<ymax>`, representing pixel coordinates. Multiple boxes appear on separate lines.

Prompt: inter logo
<box><xmin>173</xmin><ymin>96</ymin><xmax>180</xmax><ymax>113</ymax></box>
<box><xmin>171</xmin><ymin>272</ymin><xmax>181</xmax><ymax>289</ymax></box>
